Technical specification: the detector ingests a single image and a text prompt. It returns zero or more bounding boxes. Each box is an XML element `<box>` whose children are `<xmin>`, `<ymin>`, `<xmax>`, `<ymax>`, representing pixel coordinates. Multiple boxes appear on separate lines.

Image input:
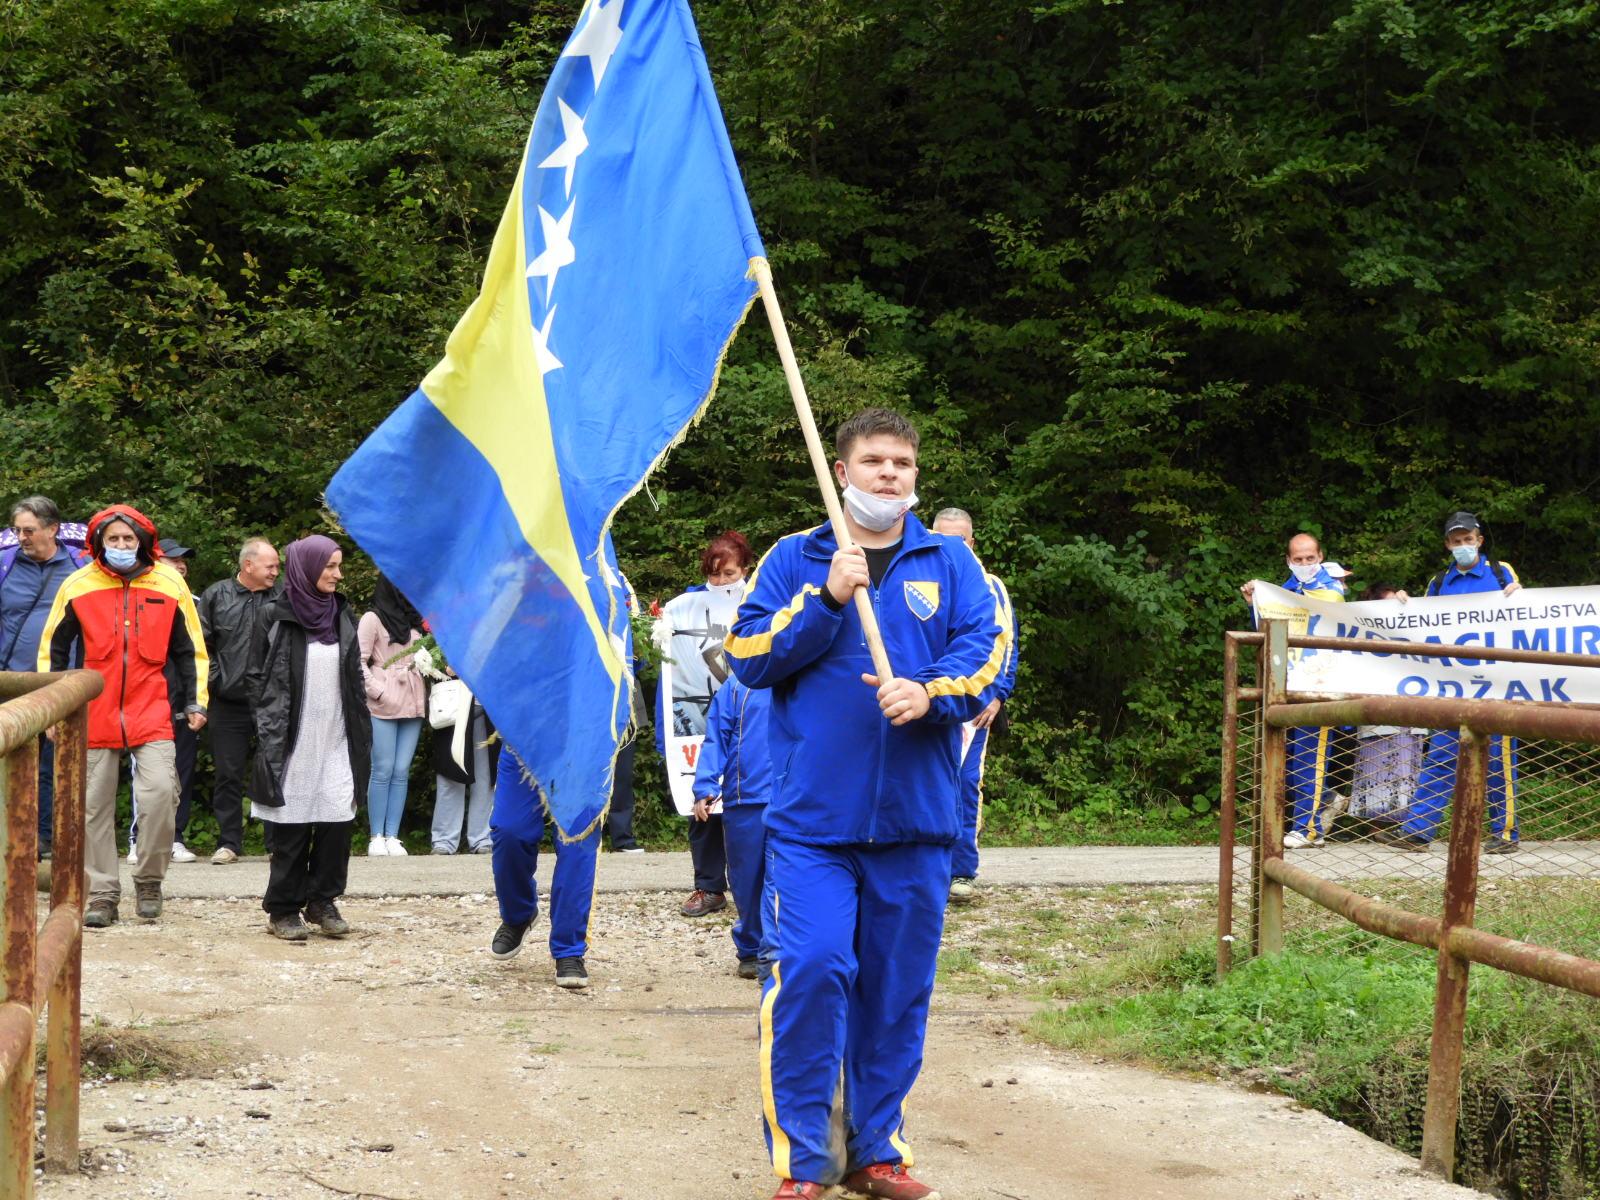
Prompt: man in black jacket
<box><xmin>196</xmin><ymin>537</ymin><xmax>280</xmax><ymax>863</ymax></box>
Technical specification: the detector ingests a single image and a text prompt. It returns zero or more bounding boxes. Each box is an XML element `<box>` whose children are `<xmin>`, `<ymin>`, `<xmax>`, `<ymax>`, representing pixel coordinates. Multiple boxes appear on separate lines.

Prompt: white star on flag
<box><xmin>525</xmin><ymin>201</ymin><xmax>576</xmax><ymax>304</ymax></box>
<box><xmin>532</xmin><ymin>305</ymin><xmax>563</xmax><ymax>376</ymax></box>
<box><xmin>538</xmin><ymin>99</ymin><xmax>589</xmax><ymax>198</ymax></box>
<box><xmin>563</xmin><ymin>0</ymin><xmax>625</xmax><ymax>89</ymax></box>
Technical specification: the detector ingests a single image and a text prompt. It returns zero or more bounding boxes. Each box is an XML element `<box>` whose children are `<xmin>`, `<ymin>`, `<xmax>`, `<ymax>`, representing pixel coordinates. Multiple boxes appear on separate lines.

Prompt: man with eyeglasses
<box><xmin>0</xmin><ymin>496</ymin><xmax>89</xmax><ymax>858</ymax></box>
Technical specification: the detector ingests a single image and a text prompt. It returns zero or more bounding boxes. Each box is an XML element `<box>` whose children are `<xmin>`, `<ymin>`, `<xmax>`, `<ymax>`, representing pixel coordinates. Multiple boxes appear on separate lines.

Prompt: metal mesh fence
<box><xmin>1228</xmin><ymin>669</ymin><xmax>1600</xmax><ymax>968</ymax></box>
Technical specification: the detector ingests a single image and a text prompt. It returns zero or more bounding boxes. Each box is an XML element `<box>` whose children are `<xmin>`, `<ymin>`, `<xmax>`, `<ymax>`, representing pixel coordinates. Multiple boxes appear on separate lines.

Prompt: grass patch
<box><xmin>1031</xmin><ymin>936</ymin><xmax>1600</xmax><ymax>1198</ymax></box>
<box><xmin>74</xmin><ymin>1019</ymin><xmax>229</xmax><ymax>1081</ymax></box>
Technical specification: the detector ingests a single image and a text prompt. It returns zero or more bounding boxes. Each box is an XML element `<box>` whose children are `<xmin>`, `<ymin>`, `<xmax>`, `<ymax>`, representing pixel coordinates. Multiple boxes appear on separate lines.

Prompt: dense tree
<box><xmin>5</xmin><ymin>0</ymin><xmax>1599</xmax><ymax>836</ymax></box>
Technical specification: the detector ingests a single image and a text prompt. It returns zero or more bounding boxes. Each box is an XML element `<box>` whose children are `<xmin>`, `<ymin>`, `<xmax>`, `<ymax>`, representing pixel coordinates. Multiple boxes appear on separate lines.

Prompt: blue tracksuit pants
<box><xmin>490</xmin><ymin>745</ymin><xmax>599</xmax><ymax>960</ymax></box>
<box><xmin>722</xmin><ymin>805</ymin><xmax>767</xmax><ymax>963</ymax></box>
<box><xmin>1287</xmin><ymin>725</ymin><xmax>1336</xmax><ymax>838</ymax></box>
<box><xmin>1402</xmin><ymin>731</ymin><xmax>1518</xmax><ymax>842</ymax></box>
<box><xmin>760</xmin><ymin>837</ymin><xmax>951</xmax><ymax>1184</ymax></box>
<box><xmin>951</xmin><ymin>725</ymin><xmax>988</xmax><ymax>878</ymax></box>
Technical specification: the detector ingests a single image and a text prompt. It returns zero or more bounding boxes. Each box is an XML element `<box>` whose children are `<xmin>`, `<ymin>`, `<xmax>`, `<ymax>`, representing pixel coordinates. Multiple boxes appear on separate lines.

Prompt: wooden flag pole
<box><xmin>750</xmin><ymin>258</ymin><xmax>895</xmax><ymax>683</ymax></box>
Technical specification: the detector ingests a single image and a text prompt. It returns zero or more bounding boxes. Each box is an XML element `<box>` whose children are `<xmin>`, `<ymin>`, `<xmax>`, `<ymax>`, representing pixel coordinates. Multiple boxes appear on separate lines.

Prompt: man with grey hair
<box><xmin>930</xmin><ymin>507</ymin><xmax>1020</xmax><ymax>903</ymax></box>
<box><xmin>195</xmin><ymin>538</ymin><xmax>281</xmax><ymax>863</ymax></box>
<box><xmin>1</xmin><ymin>496</ymin><xmax>88</xmax><ymax>857</ymax></box>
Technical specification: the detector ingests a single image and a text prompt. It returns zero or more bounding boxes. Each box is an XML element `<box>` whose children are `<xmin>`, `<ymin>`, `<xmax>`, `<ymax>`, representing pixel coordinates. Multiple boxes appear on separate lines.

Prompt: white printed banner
<box><xmin>1251</xmin><ymin>581</ymin><xmax>1600</xmax><ymax>704</ymax></box>
<box><xmin>656</xmin><ymin>586</ymin><xmax>742</xmax><ymax>816</ymax></box>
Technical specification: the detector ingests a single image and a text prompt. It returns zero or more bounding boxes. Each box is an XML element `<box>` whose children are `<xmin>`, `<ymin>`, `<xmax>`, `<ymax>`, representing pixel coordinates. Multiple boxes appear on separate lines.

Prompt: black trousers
<box><xmin>261</xmin><ymin>820</ymin><xmax>352</xmax><ymax>915</ymax></box>
<box><xmin>689</xmin><ymin>810</ymin><xmax>727</xmax><ymax>893</ymax></box>
<box><xmin>207</xmin><ymin>696</ymin><xmax>254</xmax><ymax>853</ymax></box>
<box><xmin>605</xmin><ymin>740</ymin><xmax>638</xmax><ymax>849</ymax></box>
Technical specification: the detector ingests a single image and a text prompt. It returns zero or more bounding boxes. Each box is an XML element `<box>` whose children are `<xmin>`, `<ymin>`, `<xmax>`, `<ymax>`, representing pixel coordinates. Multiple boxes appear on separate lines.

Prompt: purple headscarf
<box><xmin>284</xmin><ymin>535</ymin><xmax>341</xmax><ymax>645</ymax></box>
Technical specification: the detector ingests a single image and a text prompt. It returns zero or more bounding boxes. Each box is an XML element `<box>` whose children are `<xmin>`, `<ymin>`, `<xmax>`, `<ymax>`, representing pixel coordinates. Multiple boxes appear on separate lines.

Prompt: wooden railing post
<box><xmin>1217</xmin><ymin>635</ymin><xmax>1241</xmax><ymax>979</ymax></box>
<box><xmin>0</xmin><ymin>743</ymin><xmax>40</xmax><ymax>1198</ymax></box>
<box><xmin>1255</xmin><ymin>620</ymin><xmax>1289</xmax><ymax>956</ymax></box>
<box><xmin>1420</xmin><ymin>725</ymin><xmax>1488</xmax><ymax>1180</ymax></box>
<box><xmin>44</xmin><ymin>709</ymin><xmax>88</xmax><ymax>1173</ymax></box>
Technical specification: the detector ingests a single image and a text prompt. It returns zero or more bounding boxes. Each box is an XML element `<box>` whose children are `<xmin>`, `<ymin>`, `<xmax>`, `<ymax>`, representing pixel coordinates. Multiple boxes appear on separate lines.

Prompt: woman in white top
<box><xmin>247</xmin><ymin>536</ymin><xmax>371</xmax><ymax>941</ymax></box>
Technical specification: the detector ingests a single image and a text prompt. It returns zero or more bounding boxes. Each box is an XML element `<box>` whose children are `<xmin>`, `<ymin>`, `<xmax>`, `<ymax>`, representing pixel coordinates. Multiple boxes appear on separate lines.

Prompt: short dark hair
<box><xmin>10</xmin><ymin>495</ymin><xmax>60</xmax><ymax>526</ymax></box>
<box><xmin>834</xmin><ymin>407</ymin><xmax>920</xmax><ymax>461</ymax></box>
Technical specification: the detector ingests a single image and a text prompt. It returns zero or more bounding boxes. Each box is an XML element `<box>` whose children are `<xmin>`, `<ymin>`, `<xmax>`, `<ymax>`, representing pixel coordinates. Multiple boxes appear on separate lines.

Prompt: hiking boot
<box><xmin>1374</xmin><ymin>827</ymin><xmax>1431</xmax><ymax>851</ymax></box>
<box><xmin>1484</xmin><ymin>837</ymin><xmax>1521</xmax><ymax>855</ymax></box>
<box><xmin>134</xmin><ymin>880</ymin><xmax>162</xmax><ymax>920</ymax></box>
<box><xmin>303</xmin><ymin>900</ymin><xmax>350</xmax><ymax>937</ymax></box>
<box><xmin>842</xmin><ymin>1163</ymin><xmax>941</xmax><ymax>1200</ymax></box>
<box><xmin>771</xmin><ymin>1182</ymin><xmax>833</xmax><ymax>1200</ymax></box>
<box><xmin>948</xmin><ymin>876</ymin><xmax>976</xmax><ymax>903</ymax></box>
<box><xmin>491</xmin><ymin>920</ymin><xmax>531</xmax><ymax>960</ymax></box>
<box><xmin>268</xmin><ymin>913</ymin><xmax>309</xmax><ymax>941</ymax></box>
<box><xmin>84</xmin><ymin>900</ymin><xmax>118</xmax><ymax>929</ymax></box>
<box><xmin>680</xmin><ymin>889</ymin><xmax>726</xmax><ymax>917</ymax></box>
<box><xmin>211</xmin><ymin>846</ymin><xmax>239</xmax><ymax>865</ymax></box>
<box><xmin>736</xmin><ymin>958</ymin><xmax>761</xmax><ymax>980</ymax></box>
<box><xmin>554</xmin><ymin>956</ymin><xmax>589</xmax><ymax>989</ymax></box>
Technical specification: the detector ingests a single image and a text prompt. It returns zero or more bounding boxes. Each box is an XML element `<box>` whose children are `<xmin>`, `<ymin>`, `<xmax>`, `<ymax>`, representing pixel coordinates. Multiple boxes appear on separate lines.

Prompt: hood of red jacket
<box><xmin>86</xmin><ymin>505</ymin><xmax>162</xmax><ymax>572</ymax></box>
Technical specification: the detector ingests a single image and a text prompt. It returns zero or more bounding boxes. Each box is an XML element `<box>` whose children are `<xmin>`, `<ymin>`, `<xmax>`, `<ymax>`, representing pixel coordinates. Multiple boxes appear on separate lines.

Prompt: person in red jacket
<box><xmin>39</xmin><ymin>505</ymin><xmax>208</xmax><ymax>927</ymax></box>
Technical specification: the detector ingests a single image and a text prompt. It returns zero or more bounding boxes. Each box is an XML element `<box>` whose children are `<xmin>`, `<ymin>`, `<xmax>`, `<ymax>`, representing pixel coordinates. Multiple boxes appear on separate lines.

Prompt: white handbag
<box><xmin>428</xmin><ymin>679</ymin><xmax>467</xmax><ymax>731</ymax></box>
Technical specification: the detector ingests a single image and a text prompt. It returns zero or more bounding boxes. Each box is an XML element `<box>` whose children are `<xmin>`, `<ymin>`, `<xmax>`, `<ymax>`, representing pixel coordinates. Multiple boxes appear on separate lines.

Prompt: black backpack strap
<box><xmin>1488</xmin><ymin>559</ymin><xmax>1510</xmax><ymax>589</ymax></box>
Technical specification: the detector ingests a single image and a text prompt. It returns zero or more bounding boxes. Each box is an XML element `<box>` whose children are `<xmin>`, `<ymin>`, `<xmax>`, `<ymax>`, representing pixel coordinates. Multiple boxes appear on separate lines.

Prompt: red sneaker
<box><xmin>842</xmin><ymin>1163</ymin><xmax>941</xmax><ymax>1200</ymax></box>
<box><xmin>770</xmin><ymin>1182</ymin><xmax>833</xmax><ymax>1200</ymax></box>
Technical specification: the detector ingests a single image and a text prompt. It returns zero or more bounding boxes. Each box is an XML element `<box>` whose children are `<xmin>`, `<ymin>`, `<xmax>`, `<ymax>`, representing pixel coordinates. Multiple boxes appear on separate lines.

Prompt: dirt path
<box><xmin>41</xmin><ymin>887</ymin><xmax>1481</xmax><ymax>1200</ymax></box>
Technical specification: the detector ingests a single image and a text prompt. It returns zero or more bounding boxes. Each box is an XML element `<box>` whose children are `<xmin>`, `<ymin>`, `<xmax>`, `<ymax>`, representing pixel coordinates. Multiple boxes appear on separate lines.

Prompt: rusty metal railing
<box><xmin>0</xmin><ymin>671</ymin><xmax>102</xmax><ymax>1195</ymax></box>
<box><xmin>1218</xmin><ymin>622</ymin><xmax>1600</xmax><ymax>1183</ymax></box>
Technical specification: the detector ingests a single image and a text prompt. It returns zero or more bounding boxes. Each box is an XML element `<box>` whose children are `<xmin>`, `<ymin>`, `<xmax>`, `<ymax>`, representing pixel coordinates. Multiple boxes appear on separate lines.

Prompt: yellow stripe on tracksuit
<box><xmin>723</xmin><ymin>529</ymin><xmax>822</xmax><ymax>662</ymax></box>
<box><xmin>888</xmin><ymin>1095</ymin><xmax>915</xmax><ymax>1166</ymax></box>
<box><xmin>759</xmin><ymin>890</ymin><xmax>793</xmax><ymax>1178</ymax></box>
<box><xmin>1500</xmin><ymin>737</ymin><xmax>1517</xmax><ymax>838</ymax></box>
<box><xmin>1304</xmin><ymin>727</ymin><xmax>1330</xmax><ymax>837</ymax></box>
<box><xmin>923</xmin><ymin>586</ymin><xmax>1011</xmax><ymax>698</ymax></box>
<box><xmin>724</xmin><ymin>584</ymin><xmax>821</xmax><ymax>660</ymax></box>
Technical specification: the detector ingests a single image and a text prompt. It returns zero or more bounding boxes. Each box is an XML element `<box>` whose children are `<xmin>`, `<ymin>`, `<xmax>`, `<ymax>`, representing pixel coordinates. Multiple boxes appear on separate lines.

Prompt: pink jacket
<box><xmin>358</xmin><ymin>612</ymin><xmax>426</xmax><ymax>720</ymax></box>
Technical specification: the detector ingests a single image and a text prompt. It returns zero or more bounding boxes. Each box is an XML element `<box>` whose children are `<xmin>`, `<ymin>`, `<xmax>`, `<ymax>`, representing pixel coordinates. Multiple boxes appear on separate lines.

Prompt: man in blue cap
<box><xmin>1379</xmin><ymin>512</ymin><xmax>1522</xmax><ymax>854</ymax></box>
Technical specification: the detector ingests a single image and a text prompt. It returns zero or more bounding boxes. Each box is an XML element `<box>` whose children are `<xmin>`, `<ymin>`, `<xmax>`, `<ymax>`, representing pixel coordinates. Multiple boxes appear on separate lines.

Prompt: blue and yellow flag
<box><xmin>327</xmin><ymin>0</ymin><xmax>765</xmax><ymax>837</ymax></box>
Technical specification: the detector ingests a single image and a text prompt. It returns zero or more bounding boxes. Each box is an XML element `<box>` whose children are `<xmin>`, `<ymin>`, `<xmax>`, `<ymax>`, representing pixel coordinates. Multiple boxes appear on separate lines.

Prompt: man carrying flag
<box><xmin>728</xmin><ymin>408</ymin><xmax>1010</xmax><ymax>1200</ymax></box>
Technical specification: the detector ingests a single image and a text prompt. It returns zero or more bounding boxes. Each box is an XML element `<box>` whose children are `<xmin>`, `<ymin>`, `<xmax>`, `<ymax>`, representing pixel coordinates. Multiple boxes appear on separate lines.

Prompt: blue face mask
<box><xmin>1450</xmin><ymin>543</ymin><xmax>1479</xmax><ymax>569</ymax></box>
<box><xmin>105</xmin><ymin>547</ymin><xmax>139</xmax><ymax>570</ymax></box>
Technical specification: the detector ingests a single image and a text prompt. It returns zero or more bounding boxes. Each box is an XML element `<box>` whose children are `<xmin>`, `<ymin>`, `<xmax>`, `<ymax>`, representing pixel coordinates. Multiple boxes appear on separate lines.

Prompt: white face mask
<box><xmin>842</xmin><ymin>480</ymin><xmax>918</xmax><ymax>533</ymax></box>
<box><xmin>1289</xmin><ymin>561</ymin><xmax>1322</xmax><ymax>584</ymax></box>
<box><xmin>706</xmin><ymin>580</ymin><xmax>744</xmax><ymax>600</ymax></box>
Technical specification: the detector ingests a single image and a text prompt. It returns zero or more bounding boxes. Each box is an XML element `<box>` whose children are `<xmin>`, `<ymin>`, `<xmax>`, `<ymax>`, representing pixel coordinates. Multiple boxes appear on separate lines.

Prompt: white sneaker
<box><xmin>367</xmin><ymin>838</ymin><xmax>389</xmax><ymax>857</ymax></box>
<box><xmin>126</xmin><ymin>842</ymin><xmax>137</xmax><ymax>864</ymax></box>
<box><xmin>1283</xmin><ymin>830</ymin><xmax>1323</xmax><ymax>849</ymax></box>
<box><xmin>170</xmin><ymin>842</ymin><xmax>196</xmax><ymax>863</ymax></box>
<box><xmin>387</xmin><ymin>838</ymin><xmax>408</xmax><ymax>857</ymax></box>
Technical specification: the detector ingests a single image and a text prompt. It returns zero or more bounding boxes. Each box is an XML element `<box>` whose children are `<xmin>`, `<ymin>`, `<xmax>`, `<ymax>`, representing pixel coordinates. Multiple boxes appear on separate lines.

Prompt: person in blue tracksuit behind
<box><xmin>726</xmin><ymin>408</ymin><xmax>1010</xmax><ymax>1200</ymax></box>
<box><xmin>1241</xmin><ymin>532</ymin><xmax>1350</xmax><ymax>848</ymax></box>
<box><xmin>930</xmin><ymin>508</ymin><xmax>1019</xmax><ymax>903</ymax></box>
<box><xmin>487</xmin><ymin>742</ymin><xmax>601</xmax><ymax>989</ymax></box>
<box><xmin>691</xmin><ymin>675</ymin><xmax>772</xmax><ymax>979</ymax></box>
<box><xmin>1379</xmin><ymin>511</ymin><xmax>1523</xmax><ymax>854</ymax></box>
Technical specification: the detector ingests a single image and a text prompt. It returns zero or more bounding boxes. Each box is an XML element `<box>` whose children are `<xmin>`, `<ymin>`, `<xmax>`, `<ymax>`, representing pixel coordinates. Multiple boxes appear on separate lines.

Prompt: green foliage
<box><xmin>7</xmin><ymin>0</ymin><xmax>1600</xmax><ymax>833</ymax></box>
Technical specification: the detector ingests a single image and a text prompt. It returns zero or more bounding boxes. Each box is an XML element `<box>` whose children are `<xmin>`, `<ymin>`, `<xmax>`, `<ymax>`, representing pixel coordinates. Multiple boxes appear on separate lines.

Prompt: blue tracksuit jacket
<box><xmin>693</xmin><ymin>678</ymin><xmax>772</xmax><ymax>963</ymax></box>
<box><xmin>953</xmin><ymin>568</ymin><xmax>1020</xmax><ymax>877</ymax></box>
<box><xmin>693</xmin><ymin>677</ymin><xmax>773</xmax><ymax>808</ymax></box>
<box><xmin>725</xmin><ymin>515</ymin><xmax>1009</xmax><ymax>846</ymax></box>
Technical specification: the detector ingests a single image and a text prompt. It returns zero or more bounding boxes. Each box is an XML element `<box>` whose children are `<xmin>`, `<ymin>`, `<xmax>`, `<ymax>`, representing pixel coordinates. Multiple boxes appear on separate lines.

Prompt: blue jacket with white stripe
<box><xmin>726</xmin><ymin>514</ymin><xmax>1010</xmax><ymax>846</ymax></box>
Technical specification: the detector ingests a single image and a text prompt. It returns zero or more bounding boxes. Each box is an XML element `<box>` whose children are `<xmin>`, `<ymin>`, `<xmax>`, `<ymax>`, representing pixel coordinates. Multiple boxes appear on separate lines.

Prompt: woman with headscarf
<box><xmin>358</xmin><ymin>575</ymin><xmax>426</xmax><ymax>855</ymax></box>
<box><xmin>247</xmin><ymin>536</ymin><xmax>370</xmax><ymax>940</ymax></box>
